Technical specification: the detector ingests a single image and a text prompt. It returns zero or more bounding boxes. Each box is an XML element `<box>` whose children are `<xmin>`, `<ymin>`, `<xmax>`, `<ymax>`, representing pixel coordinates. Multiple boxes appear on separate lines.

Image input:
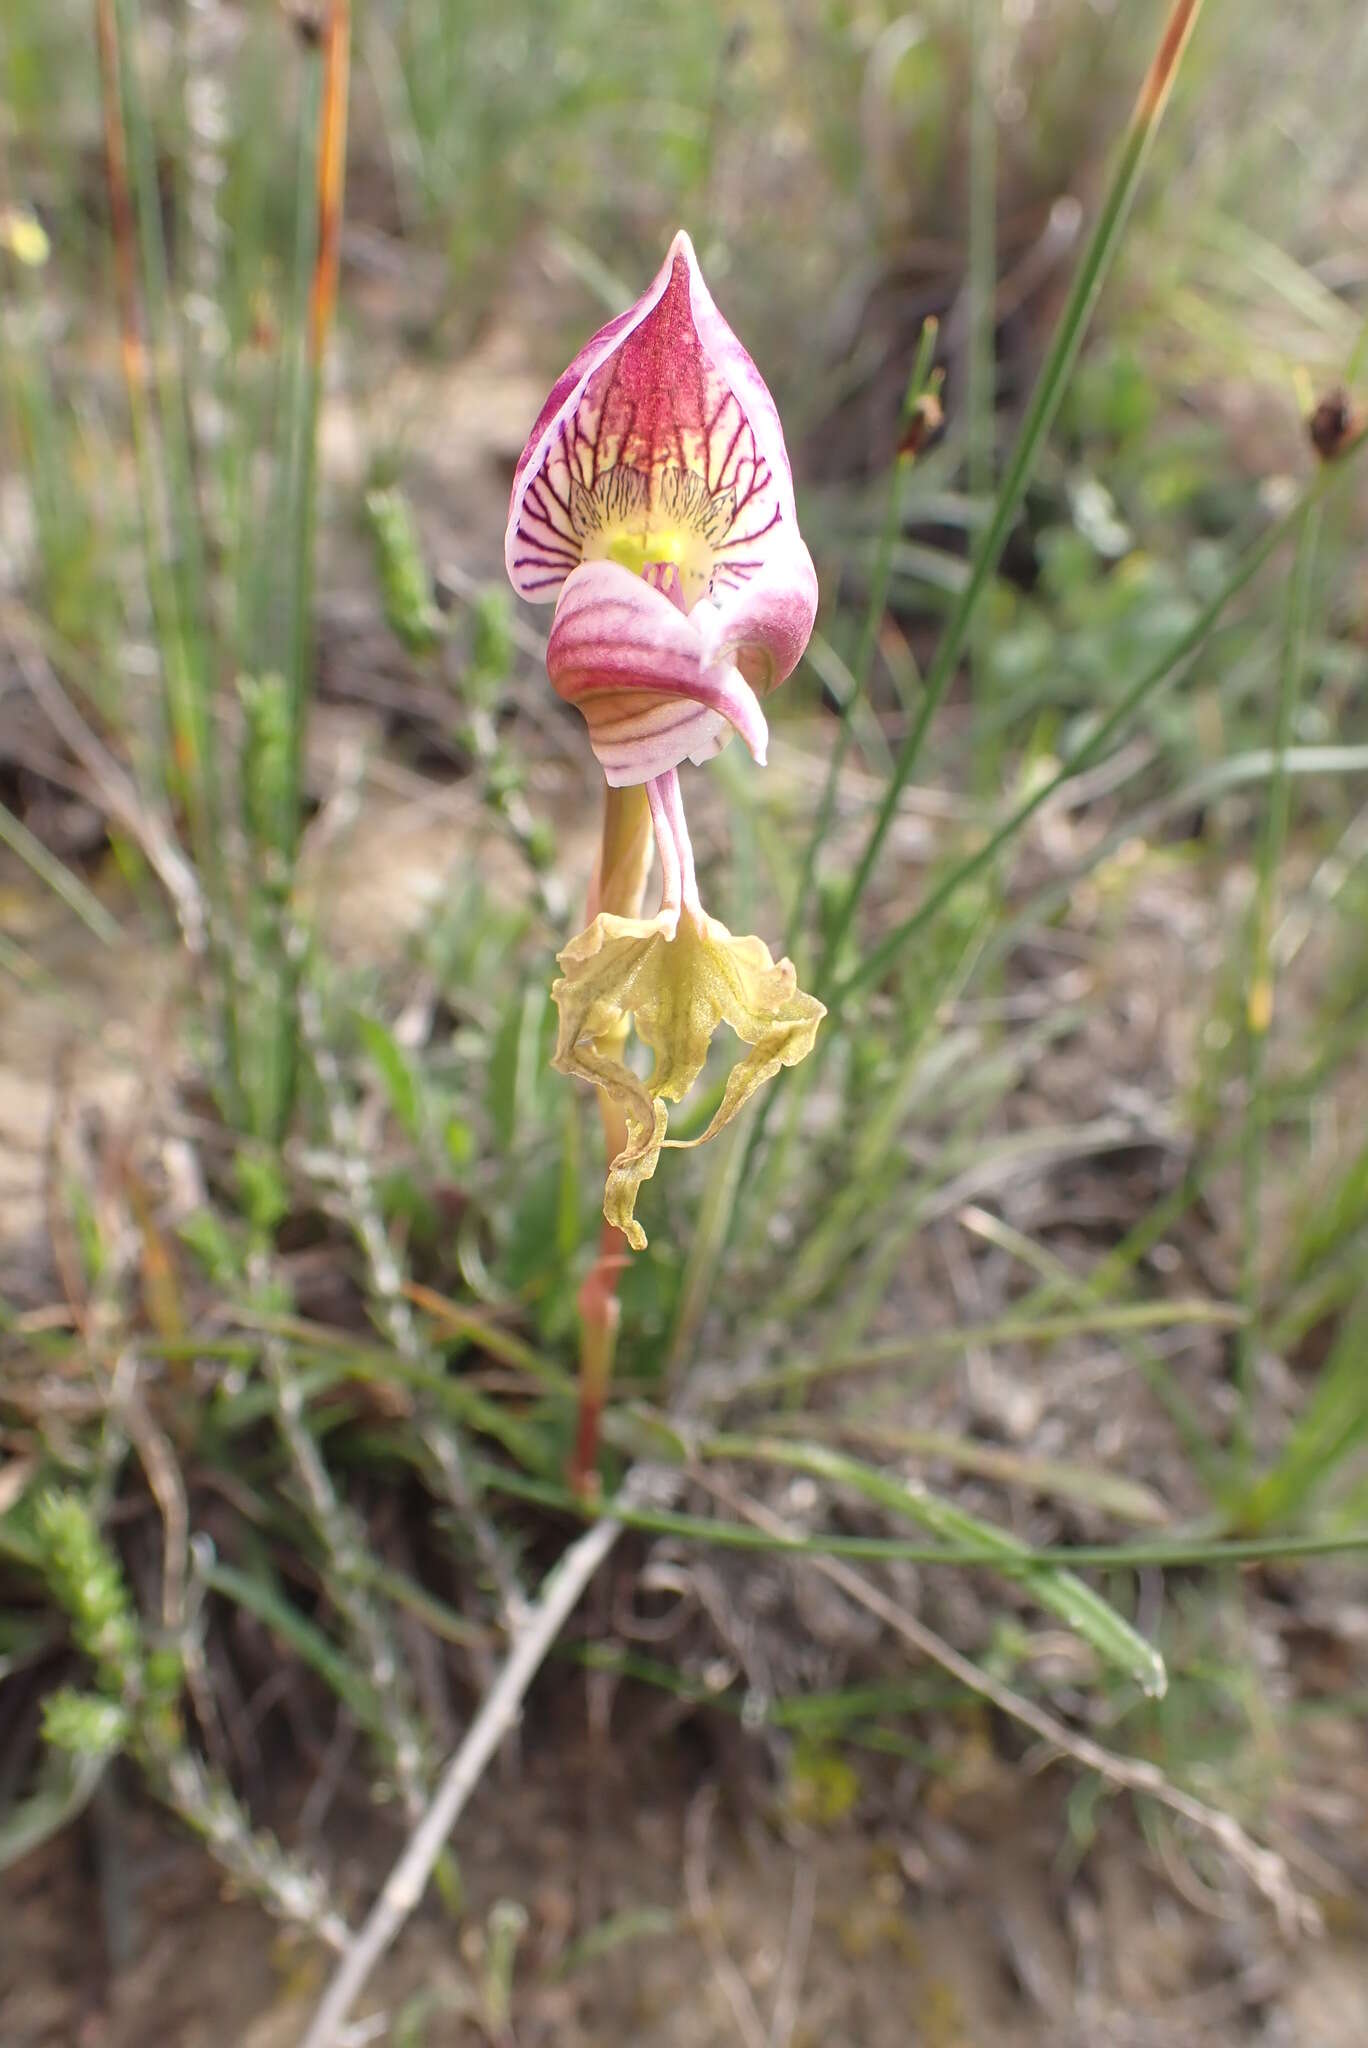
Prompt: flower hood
<box><xmin>505</xmin><ymin>230</ymin><xmax>818</xmax><ymax>787</ymax></box>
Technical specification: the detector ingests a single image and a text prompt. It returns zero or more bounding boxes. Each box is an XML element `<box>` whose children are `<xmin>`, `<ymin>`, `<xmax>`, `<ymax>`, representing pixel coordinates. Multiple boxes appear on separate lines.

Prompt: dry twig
<box><xmin>298</xmin><ymin>1487</ymin><xmax>649</xmax><ymax>2048</ymax></box>
<box><xmin>7</xmin><ymin>627</ymin><xmax>208</xmax><ymax>956</ymax></box>
<box><xmin>683</xmin><ymin>1784</ymin><xmax>768</xmax><ymax>2048</ymax></box>
<box><xmin>768</xmin><ymin>1856</ymin><xmax>817</xmax><ymax>2048</ymax></box>
<box><xmin>697</xmin><ymin>1471</ymin><xmax>1317</xmax><ymax>1940</ymax></box>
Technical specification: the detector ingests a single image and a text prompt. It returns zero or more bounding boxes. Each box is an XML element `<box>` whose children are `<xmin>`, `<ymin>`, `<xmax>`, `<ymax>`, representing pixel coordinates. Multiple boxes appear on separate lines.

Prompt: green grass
<box><xmin>1</xmin><ymin>0</ymin><xmax>1366</xmax><ymax>1994</ymax></box>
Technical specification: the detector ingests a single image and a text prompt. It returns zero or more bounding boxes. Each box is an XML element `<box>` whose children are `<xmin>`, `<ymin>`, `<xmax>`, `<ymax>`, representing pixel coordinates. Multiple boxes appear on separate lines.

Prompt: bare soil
<box><xmin>4</xmin><ymin>1696</ymin><xmax>1368</xmax><ymax>2048</ymax></box>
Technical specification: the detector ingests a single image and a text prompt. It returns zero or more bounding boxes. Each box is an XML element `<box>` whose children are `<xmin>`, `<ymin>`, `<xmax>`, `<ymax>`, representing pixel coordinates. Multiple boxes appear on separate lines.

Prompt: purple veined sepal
<box><xmin>510</xmin><ymin>223</ymin><xmax>818</xmax><ymax>791</ymax></box>
<box><xmin>505</xmin><ymin>228</ymin><xmax>809</xmax><ymax>614</ymax></box>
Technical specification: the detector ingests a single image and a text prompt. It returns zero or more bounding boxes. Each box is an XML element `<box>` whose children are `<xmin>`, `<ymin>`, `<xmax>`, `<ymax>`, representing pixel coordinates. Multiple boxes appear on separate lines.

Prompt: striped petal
<box><xmin>505</xmin><ymin>229</ymin><xmax>797</xmax><ymax>607</ymax></box>
<box><xmin>693</xmin><ymin>524</ymin><xmax>819</xmax><ymax>696</ymax></box>
<box><xmin>547</xmin><ymin>560</ymin><xmax>768</xmax><ymax>788</ymax></box>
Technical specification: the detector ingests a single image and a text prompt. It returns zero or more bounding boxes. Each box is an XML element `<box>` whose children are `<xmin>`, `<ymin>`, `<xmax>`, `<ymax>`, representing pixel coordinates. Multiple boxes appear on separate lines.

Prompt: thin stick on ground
<box><xmin>768</xmin><ymin>1851</ymin><xmax>817</xmax><ymax>2048</ymax></box>
<box><xmin>684</xmin><ymin>1784</ymin><xmax>768</xmax><ymax>2048</ymax></box>
<box><xmin>8</xmin><ymin>626</ymin><xmax>207</xmax><ymax>957</ymax></box>
<box><xmin>696</xmin><ymin>1471</ymin><xmax>1317</xmax><ymax>1940</ymax></box>
<box><xmin>298</xmin><ymin>1494</ymin><xmax>640</xmax><ymax>2048</ymax></box>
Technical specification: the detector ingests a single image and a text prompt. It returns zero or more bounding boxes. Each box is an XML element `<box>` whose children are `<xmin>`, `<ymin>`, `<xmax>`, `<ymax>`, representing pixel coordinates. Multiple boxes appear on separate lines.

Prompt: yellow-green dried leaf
<box><xmin>552</xmin><ymin>909</ymin><xmax>824</xmax><ymax>1249</ymax></box>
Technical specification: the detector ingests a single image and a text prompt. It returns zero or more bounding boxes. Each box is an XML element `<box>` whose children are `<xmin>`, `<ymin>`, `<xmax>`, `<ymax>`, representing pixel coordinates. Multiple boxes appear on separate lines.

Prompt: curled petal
<box><xmin>552</xmin><ymin>908</ymin><xmax>825</xmax><ymax>1249</ymax></box>
<box><xmin>547</xmin><ymin>560</ymin><xmax>768</xmax><ymax>787</ymax></box>
<box><xmin>693</xmin><ymin>526</ymin><xmax>820</xmax><ymax>696</ymax></box>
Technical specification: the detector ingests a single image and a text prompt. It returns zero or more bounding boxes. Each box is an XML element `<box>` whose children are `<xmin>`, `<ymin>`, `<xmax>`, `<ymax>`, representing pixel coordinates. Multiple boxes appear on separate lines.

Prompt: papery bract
<box><xmin>551</xmin><ymin>909</ymin><xmax>825</xmax><ymax>1251</ymax></box>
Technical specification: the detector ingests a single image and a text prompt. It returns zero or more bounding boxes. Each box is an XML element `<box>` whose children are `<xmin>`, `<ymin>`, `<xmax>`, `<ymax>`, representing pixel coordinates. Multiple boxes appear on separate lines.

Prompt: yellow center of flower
<box><xmin>570</xmin><ymin>463</ymin><xmax>736</xmax><ymax>606</ymax></box>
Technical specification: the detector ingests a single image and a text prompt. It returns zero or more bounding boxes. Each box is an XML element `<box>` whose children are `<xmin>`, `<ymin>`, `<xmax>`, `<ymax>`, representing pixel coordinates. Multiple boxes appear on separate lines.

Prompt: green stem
<box><xmin>0</xmin><ymin>800</ymin><xmax>120</xmax><ymax>943</ymax></box>
<box><xmin>94</xmin><ymin>0</ymin><xmax>242</xmax><ymax>1119</ymax></box>
<box><xmin>784</xmin><ymin>317</ymin><xmax>940</xmax><ymax>962</ymax></box>
<box><xmin>821</xmin><ymin>0</ymin><xmax>1207</xmax><ymax>982</ymax></box>
<box><xmin>1235</xmin><ymin>502</ymin><xmax>1321</xmax><ymax>1466</ymax></box>
<box><xmin>663</xmin><ymin>1118</ymin><xmax>747</xmax><ymax>1384</ymax></box>
<box><xmin>967</xmin><ymin>0</ymin><xmax>997</xmax><ymax>783</ymax></box>
<box><xmin>262</xmin><ymin>12</ymin><xmax>348</xmax><ymax>1142</ymax></box>
<box><xmin>282</xmin><ymin>60</ymin><xmax>325</xmax><ymax>853</ymax></box>
<box><xmin>829</xmin><ymin>445</ymin><xmax>1359</xmax><ymax>1011</ymax></box>
<box><xmin>469</xmin><ymin>1461</ymin><xmax>1368</xmax><ymax>1572</ymax></box>
<box><xmin>111</xmin><ymin>0</ymin><xmax>217</xmax><ymax>839</ymax></box>
<box><xmin>721</xmin><ymin>1297</ymin><xmax>1246</xmax><ymax>1405</ymax></box>
<box><xmin>704</xmin><ymin>1432</ymin><xmax>1167</xmax><ymax>1693</ymax></box>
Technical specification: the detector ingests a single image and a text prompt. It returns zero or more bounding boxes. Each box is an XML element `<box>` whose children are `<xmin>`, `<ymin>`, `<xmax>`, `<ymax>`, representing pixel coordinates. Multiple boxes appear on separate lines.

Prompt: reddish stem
<box><xmin>309</xmin><ymin>1</ymin><xmax>351</xmax><ymax>367</ymax></box>
<box><xmin>572</xmin><ymin>1217</ymin><xmax>631</xmax><ymax>1494</ymax></box>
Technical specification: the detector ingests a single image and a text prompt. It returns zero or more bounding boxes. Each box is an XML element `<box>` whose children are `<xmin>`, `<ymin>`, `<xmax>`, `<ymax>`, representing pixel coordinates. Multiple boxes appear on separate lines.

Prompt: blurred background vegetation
<box><xmin>1</xmin><ymin>2</ymin><xmax>1366</xmax><ymax>2042</ymax></box>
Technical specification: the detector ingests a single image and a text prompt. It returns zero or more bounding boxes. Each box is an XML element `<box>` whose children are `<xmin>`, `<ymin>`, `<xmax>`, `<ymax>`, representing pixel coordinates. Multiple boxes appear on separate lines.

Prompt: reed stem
<box><xmin>821</xmin><ymin>0</ymin><xmax>1208</xmax><ymax>982</ymax></box>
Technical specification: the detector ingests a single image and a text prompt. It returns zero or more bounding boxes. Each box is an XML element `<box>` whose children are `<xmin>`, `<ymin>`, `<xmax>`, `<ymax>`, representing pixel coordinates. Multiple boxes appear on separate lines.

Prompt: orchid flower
<box><xmin>505</xmin><ymin>230</ymin><xmax>824</xmax><ymax>1250</ymax></box>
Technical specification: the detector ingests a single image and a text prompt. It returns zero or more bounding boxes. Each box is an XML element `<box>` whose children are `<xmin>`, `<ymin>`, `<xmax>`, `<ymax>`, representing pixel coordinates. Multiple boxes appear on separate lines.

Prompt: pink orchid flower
<box><xmin>505</xmin><ymin>232</ymin><xmax>824</xmax><ymax>1264</ymax></box>
<box><xmin>505</xmin><ymin>229</ymin><xmax>818</xmax><ymax>927</ymax></box>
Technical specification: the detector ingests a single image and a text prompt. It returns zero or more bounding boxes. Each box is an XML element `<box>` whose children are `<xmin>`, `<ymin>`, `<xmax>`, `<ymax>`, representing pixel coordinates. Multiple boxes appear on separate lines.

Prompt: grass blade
<box><xmin>830</xmin><ymin>447</ymin><xmax>1363</xmax><ymax>1010</ymax></box>
<box><xmin>206</xmin><ymin>1559</ymin><xmax>382</xmax><ymax>1725</ymax></box>
<box><xmin>784</xmin><ymin>316</ymin><xmax>941</xmax><ymax>959</ymax></box>
<box><xmin>470</xmin><ymin>1459</ymin><xmax>1368</xmax><ymax>1572</ymax></box>
<box><xmin>704</xmin><ymin>1434</ymin><xmax>1168</xmax><ymax>1696</ymax></box>
<box><xmin>1236</xmin><ymin>503</ymin><xmax>1322</xmax><ymax>1465</ymax></box>
<box><xmin>1232</xmin><ymin>1307</ymin><xmax>1368</xmax><ymax>1532</ymax></box>
<box><xmin>726</xmin><ymin>1298</ymin><xmax>1247</xmax><ymax>1406</ymax></box>
<box><xmin>821</xmin><ymin>0</ymin><xmax>1208</xmax><ymax>978</ymax></box>
<box><xmin>0</xmin><ymin>800</ymin><xmax>120</xmax><ymax>944</ymax></box>
<box><xmin>757</xmin><ymin>1413</ymin><xmax>1170</xmax><ymax>1527</ymax></box>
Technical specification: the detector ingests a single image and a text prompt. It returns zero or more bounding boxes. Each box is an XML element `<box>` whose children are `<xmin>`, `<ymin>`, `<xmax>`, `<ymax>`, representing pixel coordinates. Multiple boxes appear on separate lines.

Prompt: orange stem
<box><xmin>309</xmin><ymin>0</ymin><xmax>351</xmax><ymax>367</ymax></box>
